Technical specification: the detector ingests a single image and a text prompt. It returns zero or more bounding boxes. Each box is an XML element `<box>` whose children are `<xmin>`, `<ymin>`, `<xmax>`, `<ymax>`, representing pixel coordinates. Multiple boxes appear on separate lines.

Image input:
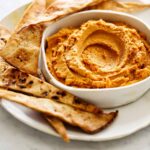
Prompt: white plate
<box><xmin>1</xmin><ymin>1</ymin><xmax>150</xmax><ymax>142</ymax></box>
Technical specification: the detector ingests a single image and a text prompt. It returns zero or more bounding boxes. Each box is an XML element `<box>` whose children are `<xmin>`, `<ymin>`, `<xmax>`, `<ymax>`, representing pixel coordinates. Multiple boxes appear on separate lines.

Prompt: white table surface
<box><xmin>0</xmin><ymin>0</ymin><xmax>150</xmax><ymax>150</ymax></box>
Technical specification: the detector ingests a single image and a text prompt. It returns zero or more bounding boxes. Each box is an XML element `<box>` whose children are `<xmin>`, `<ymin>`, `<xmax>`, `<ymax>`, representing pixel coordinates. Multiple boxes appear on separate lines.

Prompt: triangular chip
<box><xmin>45</xmin><ymin>116</ymin><xmax>69</xmax><ymax>142</ymax></box>
<box><xmin>0</xmin><ymin>24</ymin><xmax>44</xmax><ymax>75</ymax></box>
<box><xmin>88</xmin><ymin>0</ymin><xmax>150</xmax><ymax>13</ymax></box>
<box><xmin>0</xmin><ymin>88</ymin><xmax>118</xmax><ymax>133</ymax></box>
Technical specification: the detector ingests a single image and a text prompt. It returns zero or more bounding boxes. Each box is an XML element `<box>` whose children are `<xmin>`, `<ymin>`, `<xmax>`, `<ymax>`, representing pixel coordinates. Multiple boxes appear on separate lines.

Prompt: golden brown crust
<box><xmin>0</xmin><ymin>24</ymin><xmax>45</xmax><ymax>76</ymax></box>
<box><xmin>0</xmin><ymin>88</ymin><xmax>117</xmax><ymax>133</ymax></box>
<box><xmin>43</xmin><ymin>0</ymin><xmax>105</xmax><ymax>22</ymax></box>
<box><xmin>45</xmin><ymin>115</ymin><xmax>70</xmax><ymax>142</ymax></box>
<box><xmin>0</xmin><ymin>24</ymin><xmax>101</xmax><ymax>114</ymax></box>
<box><xmin>88</xmin><ymin>0</ymin><xmax>150</xmax><ymax>13</ymax></box>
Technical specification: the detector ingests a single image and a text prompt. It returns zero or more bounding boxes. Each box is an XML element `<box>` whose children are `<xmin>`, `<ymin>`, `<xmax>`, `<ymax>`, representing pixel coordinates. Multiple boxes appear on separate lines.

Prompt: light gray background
<box><xmin>0</xmin><ymin>0</ymin><xmax>150</xmax><ymax>150</ymax></box>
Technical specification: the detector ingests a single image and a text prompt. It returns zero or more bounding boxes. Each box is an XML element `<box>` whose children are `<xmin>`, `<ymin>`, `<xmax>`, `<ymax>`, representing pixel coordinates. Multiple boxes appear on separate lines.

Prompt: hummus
<box><xmin>46</xmin><ymin>20</ymin><xmax>150</xmax><ymax>88</ymax></box>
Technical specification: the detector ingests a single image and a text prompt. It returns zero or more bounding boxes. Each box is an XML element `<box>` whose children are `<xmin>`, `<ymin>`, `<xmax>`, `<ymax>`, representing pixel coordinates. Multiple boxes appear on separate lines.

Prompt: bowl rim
<box><xmin>40</xmin><ymin>10</ymin><xmax>150</xmax><ymax>92</ymax></box>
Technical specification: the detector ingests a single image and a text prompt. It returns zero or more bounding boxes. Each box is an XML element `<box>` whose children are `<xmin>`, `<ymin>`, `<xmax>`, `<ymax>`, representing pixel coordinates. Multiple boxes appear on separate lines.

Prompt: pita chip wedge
<box><xmin>0</xmin><ymin>24</ymin><xmax>45</xmax><ymax>76</ymax></box>
<box><xmin>0</xmin><ymin>88</ymin><xmax>118</xmax><ymax>133</ymax></box>
<box><xmin>88</xmin><ymin>0</ymin><xmax>150</xmax><ymax>13</ymax></box>
<box><xmin>45</xmin><ymin>115</ymin><xmax>70</xmax><ymax>142</ymax></box>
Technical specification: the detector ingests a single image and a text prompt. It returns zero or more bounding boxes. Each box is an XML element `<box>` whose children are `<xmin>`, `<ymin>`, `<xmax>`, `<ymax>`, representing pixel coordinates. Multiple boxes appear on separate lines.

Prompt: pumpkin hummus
<box><xmin>46</xmin><ymin>19</ymin><xmax>150</xmax><ymax>88</ymax></box>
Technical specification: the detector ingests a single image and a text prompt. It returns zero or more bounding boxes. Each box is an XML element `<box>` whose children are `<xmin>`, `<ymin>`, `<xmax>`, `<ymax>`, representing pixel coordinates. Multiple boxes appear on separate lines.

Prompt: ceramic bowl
<box><xmin>40</xmin><ymin>10</ymin><xmax>150</xmax><ymax>108</ymax></box>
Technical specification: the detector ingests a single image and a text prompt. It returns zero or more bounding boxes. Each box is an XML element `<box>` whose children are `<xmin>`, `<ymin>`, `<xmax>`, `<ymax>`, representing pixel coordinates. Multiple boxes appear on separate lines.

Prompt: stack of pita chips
<box><xmin>0</xmin><ymin>0</ymin><xmax>149</xmax><ymax>142</ymax></box>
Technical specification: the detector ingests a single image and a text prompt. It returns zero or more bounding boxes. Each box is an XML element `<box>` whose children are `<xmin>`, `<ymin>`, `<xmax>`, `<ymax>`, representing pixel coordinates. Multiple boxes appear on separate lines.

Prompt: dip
<box><xmin>46</xmin><ymin>19</ymin><xmax>150</xmax><ymax>88</ymax></box>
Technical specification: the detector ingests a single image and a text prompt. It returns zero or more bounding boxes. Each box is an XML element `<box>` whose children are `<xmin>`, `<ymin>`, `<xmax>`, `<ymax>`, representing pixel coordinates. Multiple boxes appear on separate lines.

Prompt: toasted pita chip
<box><xmin>45</xmin><ymin>115</ymin><xmax>69</xmax><ymax>142</ymax></box>
<box><xmin>88</xmin><ymin>0</ymin><xmax>150</xmax><ymax>13</ymax></box>
<box><xmin>0</xmin><ymin>88</ymin><xmax>118</xmax><ymax>133</ymax></box>
<box><xmin>0</xmin><ymin>24</ymin><xmax>44</xmax><ymax>76</ymax></box>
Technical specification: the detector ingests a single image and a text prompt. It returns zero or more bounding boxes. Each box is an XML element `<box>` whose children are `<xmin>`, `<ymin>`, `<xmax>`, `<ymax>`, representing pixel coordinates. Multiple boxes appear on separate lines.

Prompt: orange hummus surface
<box><xmin>46</xmin><ymin>19</ymin><xmax>150</xmax><ymax>88</ymax></box>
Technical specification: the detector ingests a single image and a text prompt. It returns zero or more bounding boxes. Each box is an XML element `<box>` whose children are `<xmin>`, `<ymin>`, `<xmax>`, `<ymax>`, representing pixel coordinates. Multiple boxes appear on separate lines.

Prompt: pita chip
<box><xmin>0</xmin><ymin>24</ymin><xmax>44</xmax><ymax>75</ymax></box>
<box><xmin>45</xmin><ymin>116</ymin><xmax>70</xmax><ymax>142</ymax></box>
<box><xmin>0</xmin><ymin>88</ymin><xmax>118</xmax><ymax>133</ymax></box>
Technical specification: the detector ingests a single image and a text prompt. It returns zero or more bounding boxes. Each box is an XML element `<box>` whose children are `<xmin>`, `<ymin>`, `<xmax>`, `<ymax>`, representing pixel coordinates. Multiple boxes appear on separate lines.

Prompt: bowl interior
<box><xmin>40</xmin><ymin>10</ymin><xmax>150</xmax><ymax>91</ymax></box>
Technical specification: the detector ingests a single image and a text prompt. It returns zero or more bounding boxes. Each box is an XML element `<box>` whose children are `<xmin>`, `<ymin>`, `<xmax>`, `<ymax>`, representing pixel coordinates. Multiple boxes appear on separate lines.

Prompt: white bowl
<box><xmin>40</xmin><ymin>10</ymin><xmax>150</xmax><ymax>108</ymax></box>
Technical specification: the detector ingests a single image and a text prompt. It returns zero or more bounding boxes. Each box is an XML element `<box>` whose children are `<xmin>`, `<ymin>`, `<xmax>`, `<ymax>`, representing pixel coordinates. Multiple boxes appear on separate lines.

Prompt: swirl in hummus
<box><xmin>46</xmin><ymin>19</ymin><xmax>150</xmax><ymax>88</ymax></box>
